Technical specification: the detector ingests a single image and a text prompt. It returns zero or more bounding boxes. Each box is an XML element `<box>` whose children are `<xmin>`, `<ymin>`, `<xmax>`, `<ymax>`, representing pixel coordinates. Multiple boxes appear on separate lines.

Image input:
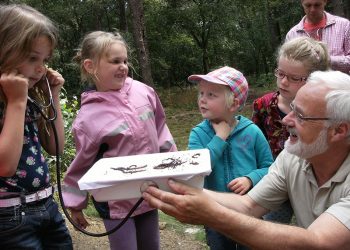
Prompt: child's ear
<box><xmin>83</xmin><ymin>59</ymin><xmax>94</xmax><ymax>74</ymax></box>
<box><xmin>228</xmin><ymin>98</ymin><xmax>240</xmax><ymax>112</ymax></box>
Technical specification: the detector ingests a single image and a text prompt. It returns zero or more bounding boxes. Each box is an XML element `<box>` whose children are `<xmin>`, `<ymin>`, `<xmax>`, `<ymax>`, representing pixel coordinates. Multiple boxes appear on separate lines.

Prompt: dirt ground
<box><xmin>66</xmin><ymin>215</ymin><xmax>208</xmax><ymax>250</ymax></box>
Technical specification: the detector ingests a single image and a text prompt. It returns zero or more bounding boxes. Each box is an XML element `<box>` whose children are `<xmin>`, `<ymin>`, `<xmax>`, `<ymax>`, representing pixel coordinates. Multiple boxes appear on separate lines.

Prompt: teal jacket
<box><xmin>188</xmin><ymin>115</ymin><xmax>273</xmax><ymax>192</ymax></box>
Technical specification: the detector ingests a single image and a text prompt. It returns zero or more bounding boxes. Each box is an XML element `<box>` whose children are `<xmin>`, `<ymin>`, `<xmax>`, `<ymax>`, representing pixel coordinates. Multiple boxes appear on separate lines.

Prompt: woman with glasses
<box><xmin>251</xmin><ymin>36</ymin><xmax>330</xmax><ymax>224</ymax></box>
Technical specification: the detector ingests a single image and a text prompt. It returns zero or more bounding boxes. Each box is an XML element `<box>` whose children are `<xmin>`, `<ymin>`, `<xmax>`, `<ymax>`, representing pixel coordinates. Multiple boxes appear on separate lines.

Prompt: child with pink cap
<box><xmin>188</xmin><ymin>66</ymin><xmax>273</xmax><ymax>250</ymax></box>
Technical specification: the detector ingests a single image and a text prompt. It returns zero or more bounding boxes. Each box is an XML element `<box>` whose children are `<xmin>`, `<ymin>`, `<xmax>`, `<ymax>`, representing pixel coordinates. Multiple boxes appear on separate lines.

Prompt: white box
<box><xmin>78</xmin><ymin>149</ymin><xmax>211</xmax><ymax>201</ymax></box>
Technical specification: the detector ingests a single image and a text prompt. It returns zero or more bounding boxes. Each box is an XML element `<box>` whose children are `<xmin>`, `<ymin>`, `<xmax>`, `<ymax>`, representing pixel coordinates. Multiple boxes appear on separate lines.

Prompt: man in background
<box><xmin>286</xmin><ymin>0</ymin><xmax>350</xmax><ymax>74</ymax></box>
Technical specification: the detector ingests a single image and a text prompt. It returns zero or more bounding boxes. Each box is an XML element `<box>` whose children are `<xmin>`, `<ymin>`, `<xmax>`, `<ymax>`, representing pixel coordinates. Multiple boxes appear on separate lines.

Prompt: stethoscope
<box><xmin>27</xmin><ymin>76</ymin><xmax>56</xmax><ymax>121</ymax></box>
<box><xmin>29</xmin><ymin>76</ymin><xmax>143</xmax><ymax>237</ymax></box>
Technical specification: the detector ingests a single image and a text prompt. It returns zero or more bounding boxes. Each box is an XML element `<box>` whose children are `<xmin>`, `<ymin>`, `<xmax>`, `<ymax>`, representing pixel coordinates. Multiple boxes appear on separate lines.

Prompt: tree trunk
<box><xmin>127</xmin><ymin>0</ymin><xmax>154</xmax><ymax>86</ymax></box>
<box><xmin>265</xmin><ymin>0</ymin><xmax>281</xmax><ymax>48</ymax></box>
<box><xmin>118</xmin><ymin>0</ymin><xmax>128</xmax><ymax>32</ymax></box>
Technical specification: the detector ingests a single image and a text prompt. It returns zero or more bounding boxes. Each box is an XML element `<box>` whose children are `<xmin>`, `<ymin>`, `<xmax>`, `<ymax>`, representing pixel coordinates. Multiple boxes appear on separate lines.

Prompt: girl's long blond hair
<box><xmin>0</xmin><ymin>4</ymin><xmax>58</xmax><ymax>71</ymax></box>
<box><xmin>0</xmin><ymin>4</ymin><xmax>58</xmax><ymax>129</ymax></box>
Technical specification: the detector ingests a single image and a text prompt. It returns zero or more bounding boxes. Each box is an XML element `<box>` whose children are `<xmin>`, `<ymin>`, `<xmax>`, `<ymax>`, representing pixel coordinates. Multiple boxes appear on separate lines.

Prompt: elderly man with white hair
<box><xmin>142</xmin><ymin>70</ymin><xmax>350</xmax><ymax>249</ymax></box>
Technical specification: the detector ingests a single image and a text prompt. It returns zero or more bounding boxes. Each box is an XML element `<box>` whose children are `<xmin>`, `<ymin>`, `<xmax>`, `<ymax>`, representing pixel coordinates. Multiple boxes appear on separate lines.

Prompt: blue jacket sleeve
<box><xmin>245</xmin><ymin>129</ymin><xmax>274</xmax><ymax>186</ymax></box>
<box><xmin>188</xmin><ymin>127</ymin><xmax>227</xmax><ymax>169</ymax></box>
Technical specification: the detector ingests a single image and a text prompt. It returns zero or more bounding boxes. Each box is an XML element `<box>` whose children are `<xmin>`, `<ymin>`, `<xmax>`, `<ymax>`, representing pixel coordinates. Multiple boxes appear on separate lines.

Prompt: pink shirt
<box><xmin>286</xmin><ymin>12</ymin><xmax>350</xmax><ymax>74</ymax></box>
<box><xmin>63</xmin><ymin>77</ymin><xmax>177</xmax><ymax>219</ymax></box>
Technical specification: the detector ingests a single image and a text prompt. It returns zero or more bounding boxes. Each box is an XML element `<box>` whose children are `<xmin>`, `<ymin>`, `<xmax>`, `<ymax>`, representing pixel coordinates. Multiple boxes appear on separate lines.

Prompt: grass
<box><xmin>165</xmin><ymin>108</ymin><xmax>202</xmax><ymax>150</ymax></box>
<box><xmin>158</xmin><ymin>86</ymin><xmax>201</xmax><ymax>150</ymax></box>
<box><xmin>84</xmin><ymin>202</ymin><xmax>101</xmax><ymax>218</ymax></box>
<box><xmin>159</xmin><ymin>211</ymin><xmax>207</xmax><ymax>244</ymax></box>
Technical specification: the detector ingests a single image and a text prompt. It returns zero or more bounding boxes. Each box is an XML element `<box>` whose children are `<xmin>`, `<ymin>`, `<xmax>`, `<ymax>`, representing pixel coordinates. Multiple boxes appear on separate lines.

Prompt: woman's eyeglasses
<box><xmin>275</xmin><ymin>69</ymin><xmax>308</xmax><ymax>84</ymax></box>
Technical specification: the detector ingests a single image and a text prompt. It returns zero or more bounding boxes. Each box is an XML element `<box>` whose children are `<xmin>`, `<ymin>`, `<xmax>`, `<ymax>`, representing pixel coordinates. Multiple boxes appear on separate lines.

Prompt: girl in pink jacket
<box><xmin>63</xmin><ymin>31</ymin><xmax>177</xmax><ymax>250</ymax></box>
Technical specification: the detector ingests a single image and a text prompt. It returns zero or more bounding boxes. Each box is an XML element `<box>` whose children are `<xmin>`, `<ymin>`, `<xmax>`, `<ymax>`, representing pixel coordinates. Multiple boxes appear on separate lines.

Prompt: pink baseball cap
<box><xmin>188</xmin><ymin>66</ymin><xmax>249</xmax><ymax>108</ymax></box>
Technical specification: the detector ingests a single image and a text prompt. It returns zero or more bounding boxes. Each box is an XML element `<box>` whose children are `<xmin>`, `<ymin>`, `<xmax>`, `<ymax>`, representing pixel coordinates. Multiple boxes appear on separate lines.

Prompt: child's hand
<box><xmin>0</xmin><ymin>70</ymin><xmax>28</xmax><ymax>104</ymax></box>
<box><xmin>212</xmin><ymin>120</ymin><xmax>231</xmax><ymax>141</ymax></box>
<box><xmin>227</xmin><ymin>177</ymin><xmax>252</xmax><ymax>195</ymax></box>
<box><xmin>46</xmin><ymin>68</ymin><xmax>64</xmax><ymax>97</ymax></box>
<box><xmin>69</xmin><ymin>209</ymin><xmax>90</xmax><ymax>229</ymax></box>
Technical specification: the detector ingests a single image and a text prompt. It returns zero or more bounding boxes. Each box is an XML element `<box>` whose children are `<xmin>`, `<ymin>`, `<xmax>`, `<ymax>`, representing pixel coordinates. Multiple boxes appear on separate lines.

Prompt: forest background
<box><xmin>4</xmin><ymin>0</ymin><xmax>349</xmax><ymax>93</ymax></box>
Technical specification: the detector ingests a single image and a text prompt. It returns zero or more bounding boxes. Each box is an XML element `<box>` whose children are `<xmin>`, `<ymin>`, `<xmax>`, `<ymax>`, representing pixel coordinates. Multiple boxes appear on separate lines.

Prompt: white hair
<box><xmin>306</xmin><ymin>70</ymin><xmax>350</xmax><ymax>142</ymax></box>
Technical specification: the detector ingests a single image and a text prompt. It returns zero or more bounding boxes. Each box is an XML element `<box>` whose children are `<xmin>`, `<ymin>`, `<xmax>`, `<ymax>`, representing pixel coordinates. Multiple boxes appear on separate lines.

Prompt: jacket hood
<box><xmin>233</xmin><ymin>115</ymin><xmax>253</xmax><ymax>133</ymax></box>
<box><xmin>80</xmin><ymin>77</ymin><xmax>133</xmax><ymax>106</ymax></box>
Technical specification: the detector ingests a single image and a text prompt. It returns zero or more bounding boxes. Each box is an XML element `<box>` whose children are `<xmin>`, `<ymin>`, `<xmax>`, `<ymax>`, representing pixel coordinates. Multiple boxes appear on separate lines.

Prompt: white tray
<box><xmin>78</xmin><ymin>149</ymin><xmax>211</xmax><ymax>201</ymax></box>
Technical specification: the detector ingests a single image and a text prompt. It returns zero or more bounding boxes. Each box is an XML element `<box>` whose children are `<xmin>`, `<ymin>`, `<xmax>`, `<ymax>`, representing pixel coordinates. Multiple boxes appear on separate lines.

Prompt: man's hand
<box><xmin>142</xmin><ymin>179</ymin><xmax>220</xmax><ymax>225</ymax></box>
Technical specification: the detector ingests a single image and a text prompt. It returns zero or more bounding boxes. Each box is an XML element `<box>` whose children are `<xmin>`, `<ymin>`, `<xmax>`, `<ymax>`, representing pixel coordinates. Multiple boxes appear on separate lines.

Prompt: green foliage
<box><xmin>247</xmin><ymin>71</ymin><xmax>276</xmax><ymax>88</ymax></box>
<box><xmin>84</xmin><ymin>201</ymin><xmax>101</xmax><ymax>218</ymax></box>
<box><xmin>47</xmin><ymin>91</ymin><xmax>79</xmax><ymax>184</ymax></box>
<box><xmin>8</xmin><ymin>0</ymin><xmax>349</xmax><ymax>90</ymax></box>
<box><xmin>157</xmin><ymin>85</ymin><xmax>198</xmax><ymax>109</ymax></box>
<box><xmin>60</xmin><ymin>91</ymin><xmax>79</xmax><ymax>172</ymax></box>
<box><xmin>9</xmin><ymin>0</ymin><xmax>308</xmax><ymax>90</ymax></box>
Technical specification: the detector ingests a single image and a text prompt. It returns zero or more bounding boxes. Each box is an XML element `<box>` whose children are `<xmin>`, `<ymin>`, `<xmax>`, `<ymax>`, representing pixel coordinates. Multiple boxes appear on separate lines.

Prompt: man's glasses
<box><xmin>290</xmin><ymin>102</ymin><xmax>330</xmax><ymax>123</ymax></box>
<box><xmin>275</xmin><ymin>69</ymin><xmax>308</xmax><ymax>84</ymax></box>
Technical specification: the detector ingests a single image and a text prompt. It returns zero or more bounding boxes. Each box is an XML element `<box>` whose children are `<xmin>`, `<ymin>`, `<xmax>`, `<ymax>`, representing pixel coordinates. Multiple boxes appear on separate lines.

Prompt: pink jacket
<box><xmin>63</xmin><ymin>77</ymin><xmax>177</xmax><ymax>219</ymax></box>
<box><xmin>286</xmin><ymin>12</ymin><xmax>350</xmax><ymax>74</ymax></box>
